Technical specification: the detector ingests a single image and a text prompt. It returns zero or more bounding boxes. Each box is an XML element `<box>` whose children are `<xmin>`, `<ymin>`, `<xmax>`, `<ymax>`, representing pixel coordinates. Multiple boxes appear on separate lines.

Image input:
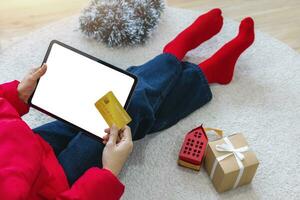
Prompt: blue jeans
<box><xmin>33</xmin><ymin>53</ymin><xmax>212</xmax><ymax>184</ymax></box>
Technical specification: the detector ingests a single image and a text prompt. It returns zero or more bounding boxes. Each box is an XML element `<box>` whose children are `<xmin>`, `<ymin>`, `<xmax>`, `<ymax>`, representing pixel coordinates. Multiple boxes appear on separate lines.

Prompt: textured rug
<box><xmin>0</xmin><ymin>7</ymin><xmax>299</xmax><ymax>200</ymax></box>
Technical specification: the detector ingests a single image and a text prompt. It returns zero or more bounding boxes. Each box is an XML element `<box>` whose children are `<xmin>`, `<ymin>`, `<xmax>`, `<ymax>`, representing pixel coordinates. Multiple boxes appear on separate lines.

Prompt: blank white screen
<box><xmin>31</xmin><ymin>43</ymin><xmax>135</xmax><ymax>138</ymax></box>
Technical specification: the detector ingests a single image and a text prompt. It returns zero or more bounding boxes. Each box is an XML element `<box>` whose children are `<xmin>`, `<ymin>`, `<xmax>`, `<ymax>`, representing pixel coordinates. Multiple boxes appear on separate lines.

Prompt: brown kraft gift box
<box><xmin>204</xmin><ymin>133</ymin><xmax>259</xmax><ymax>193</ymax></box>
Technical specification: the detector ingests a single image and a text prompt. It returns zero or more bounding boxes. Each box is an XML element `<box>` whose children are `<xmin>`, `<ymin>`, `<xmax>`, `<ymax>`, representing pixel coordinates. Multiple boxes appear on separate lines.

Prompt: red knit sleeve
<box><xmin>56</xmin><ymin>168</ymin><xmax>125</xmax><ymax>200</ymax></box>
<box><xmin>0</xmin><ymin>81</ymin><xmax>30</xmax><ymax>116</ymax></box>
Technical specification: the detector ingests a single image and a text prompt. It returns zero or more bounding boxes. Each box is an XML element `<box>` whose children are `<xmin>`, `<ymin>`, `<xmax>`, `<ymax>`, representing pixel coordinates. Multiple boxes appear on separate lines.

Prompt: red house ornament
<box><xmin>178</xmin><ymin>125</ymin><xmax>208</xmax><ymax>171</ymax></box>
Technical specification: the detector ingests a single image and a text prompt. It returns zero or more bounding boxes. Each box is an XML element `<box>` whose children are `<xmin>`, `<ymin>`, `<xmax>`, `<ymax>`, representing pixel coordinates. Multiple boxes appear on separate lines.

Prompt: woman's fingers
<box><xmin>103</xmin><ymin>135</ymin><xmax>120</xmax><ymax>145</ymax></box>
<box><xmin>107</xmin><ymin>125</ymin><xmax>118</xmax><ymax>145</ymax></box>
<box><xmin>121</xmin><ymin>126</ymin><xmax>132</xmax><ymax>142</ymax></box>
<box><xmin>32</xmin><ymin>64</ymin><xmax>47</xmax><ymax>80</ymax></box>
<box><xmin>103</xmin><ymin>134</ymin><xmax>109</xmax><ymax>140</ymax></box>
<box><xmin>117</xmin><ymin>134</ymin><xmax>121</xmax><ymax>143</ymax></box>
<box><xmin>103</xmin><ymin>127</ymin><xmax>120</xmax><ymax>145</ymax></box>
<box><xmin>103</xmin><ymin>126</ymin><xmax>130</xmax><ymax>145</ymax></box>
<box><xmin>102</xmin><ymin>134</ymin><xmax>109</xmax><ymax>144</ymax></box>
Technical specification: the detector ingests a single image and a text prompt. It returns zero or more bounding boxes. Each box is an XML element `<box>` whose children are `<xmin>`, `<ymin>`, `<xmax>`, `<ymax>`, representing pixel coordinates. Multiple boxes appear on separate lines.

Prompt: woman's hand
<box><xmin>17</xmin><ymin>64</ymin><xmax>47</xmax><ymax>104</ymax></box>
<box><xmin>102</xmin><ymin>125</ymin><xmax>133</xmax><ymax>177</ymax></box>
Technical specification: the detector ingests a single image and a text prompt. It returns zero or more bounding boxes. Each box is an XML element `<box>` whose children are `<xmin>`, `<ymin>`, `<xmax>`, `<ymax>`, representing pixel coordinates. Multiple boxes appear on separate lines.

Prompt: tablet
<box><xmin>29</xmin><ymin>40</ymin><xmax>137</xmax><ymax>139</ymax></box>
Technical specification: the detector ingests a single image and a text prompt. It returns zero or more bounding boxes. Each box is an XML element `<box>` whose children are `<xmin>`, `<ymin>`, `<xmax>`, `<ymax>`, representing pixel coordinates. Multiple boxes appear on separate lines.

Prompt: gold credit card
<box><xmin>95</xmin><ymin>91</ymin><xmax>132</xmax><ymax>129</ymax></box>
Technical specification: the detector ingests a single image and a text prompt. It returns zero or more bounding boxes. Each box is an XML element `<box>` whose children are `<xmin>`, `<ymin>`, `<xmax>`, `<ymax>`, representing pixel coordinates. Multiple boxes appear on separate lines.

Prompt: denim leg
<box><xmin>151</xmin><ymin>62</ymin><xmax>212</xmax><ymax>132</ymax></box>
<box><xmin>33</xmin><ymin>120</ymin><xmax>80</xmax><ymax>156</ymax></box>
<box><xmin>126</xmin><ymin>53</ymin><xmax>212</xmax><ymax>138</ymax></box>
<box><xmin>57</xmin><ymin>132</ymin><xmax>105</xmax><ymax>185</ymax></box>
<box><xmin>126</xmin><ymin>53</ymin><xmax>182</xmax><ymax>140</ymax></box>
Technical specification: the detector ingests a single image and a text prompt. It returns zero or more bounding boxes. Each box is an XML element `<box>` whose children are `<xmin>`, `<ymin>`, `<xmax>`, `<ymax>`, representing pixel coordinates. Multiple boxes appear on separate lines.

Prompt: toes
<box><xmin>240</xmin><ymin>17</ymin><xmax>255</xmax><ymax>30</ymax></box>
<box><xmin>210</xmin><ymin>8</ymin><xmax>222</xmax><ymax>16</ymax></box>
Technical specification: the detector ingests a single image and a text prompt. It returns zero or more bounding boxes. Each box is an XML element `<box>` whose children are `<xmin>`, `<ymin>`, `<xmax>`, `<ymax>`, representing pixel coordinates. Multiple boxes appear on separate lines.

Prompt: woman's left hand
<box><xmin>17</xmin><ymin>64</ymin><xmax>47</xmax><ymax>104</ymax></box>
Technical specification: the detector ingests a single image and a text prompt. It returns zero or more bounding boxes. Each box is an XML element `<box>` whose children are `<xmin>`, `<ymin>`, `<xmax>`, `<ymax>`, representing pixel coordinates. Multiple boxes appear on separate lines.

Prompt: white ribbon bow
<box><xmin>210</xmin><ymin>137</ymin><xmax>249</xmax><ymax>189</ymax></box>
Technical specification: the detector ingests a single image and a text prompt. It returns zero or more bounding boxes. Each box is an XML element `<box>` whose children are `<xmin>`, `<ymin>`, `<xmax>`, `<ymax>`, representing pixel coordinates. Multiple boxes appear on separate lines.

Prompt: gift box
<box><xmin>204</xmin><ymin>133</ymin><xmax>259</xmax><ymax>192</ymax></box>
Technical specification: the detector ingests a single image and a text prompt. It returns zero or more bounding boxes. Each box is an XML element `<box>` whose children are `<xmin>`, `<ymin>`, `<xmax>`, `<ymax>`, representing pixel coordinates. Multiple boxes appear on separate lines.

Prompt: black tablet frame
<box><xmin>28</xmin><ymin>40</ymin><xmax>138</xmax><ymax>141</ymax></box>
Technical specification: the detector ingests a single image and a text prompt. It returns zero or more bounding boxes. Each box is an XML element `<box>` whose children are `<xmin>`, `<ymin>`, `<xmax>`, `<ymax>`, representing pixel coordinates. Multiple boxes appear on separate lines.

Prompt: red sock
<box><xmin>163</xmin><ymin>8</ymin><xmax>223</xmax><ymax>60</ymax></box>
<box><xmin>199</xmin><ymin>17</ymin><xmax>255</xmax><ymax>84</ymax></box>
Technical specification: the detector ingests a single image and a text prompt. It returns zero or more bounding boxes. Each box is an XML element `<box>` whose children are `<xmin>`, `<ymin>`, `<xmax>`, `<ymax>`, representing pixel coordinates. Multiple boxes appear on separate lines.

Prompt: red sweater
<box><xmin>0</xmin><ymin>81</ymin><xmax>124</xmax><ymax>200</ymax></box>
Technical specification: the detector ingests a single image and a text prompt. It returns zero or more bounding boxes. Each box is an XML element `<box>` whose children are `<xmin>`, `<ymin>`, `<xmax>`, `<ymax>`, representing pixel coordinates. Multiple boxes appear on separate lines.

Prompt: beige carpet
<box><xmin>0</xmin><ymin>7</ymin><xmax>299</xmax><ymax>200</ymax></box>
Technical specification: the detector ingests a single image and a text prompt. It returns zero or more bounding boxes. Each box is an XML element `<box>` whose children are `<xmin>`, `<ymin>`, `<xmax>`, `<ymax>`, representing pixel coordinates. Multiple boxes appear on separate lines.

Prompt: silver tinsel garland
<box><xmin>79</xmin><ymin>0</ymin><xmax>165</xmax><ymax>47</ymax></box>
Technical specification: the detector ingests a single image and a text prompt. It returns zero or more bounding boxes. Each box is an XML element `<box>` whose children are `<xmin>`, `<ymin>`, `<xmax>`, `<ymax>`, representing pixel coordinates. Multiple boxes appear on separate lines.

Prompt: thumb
<box><xmin>33</xmin><ymin>64</ymin><xmax>47</xmax><ymax>79</ymax></box>
<box><xmin>107</xmin><ymin>124</ymin><xmax>118</xmax><ymax>145</ymax></box>
<box><xmin>122</xmin><ymin>126</ymin><xmax>132</xmax><ymax>142</ymax></box>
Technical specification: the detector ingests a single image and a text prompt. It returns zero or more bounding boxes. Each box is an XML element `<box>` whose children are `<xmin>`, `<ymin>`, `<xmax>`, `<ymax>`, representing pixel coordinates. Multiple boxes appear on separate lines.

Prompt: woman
<box><xmin>34</xmin><ymin>8</ymin><xmax>254</xmax><ymax>185</ymax></box>
<box><xmin>0</xmin><ymin>65</ymin><xmax>132</xmax><ymax>199</ymax></box>
<box><xmin>0</xmin><ymin>8</ymin><xmax>254</xmax><ymax>199</ymax></box>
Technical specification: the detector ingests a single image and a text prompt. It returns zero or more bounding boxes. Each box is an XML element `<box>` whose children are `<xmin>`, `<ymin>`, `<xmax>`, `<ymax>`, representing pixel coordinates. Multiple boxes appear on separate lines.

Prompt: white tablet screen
<box><xmin>31</xmin><ymin>42</ymin><xmax>137</xmax><ymax>139</ymax></box>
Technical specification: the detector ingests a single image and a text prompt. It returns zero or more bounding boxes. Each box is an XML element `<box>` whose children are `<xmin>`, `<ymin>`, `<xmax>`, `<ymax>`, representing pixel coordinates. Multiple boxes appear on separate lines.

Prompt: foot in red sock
<box><xmin>163</xmin><ymin>8</ymin><xmax>223</xmax><ymax>60</ymax></box>
<box><xmin>199</xmin><ymin>17</ymin><xmax>255</xmax><ymax>84</ymax></box>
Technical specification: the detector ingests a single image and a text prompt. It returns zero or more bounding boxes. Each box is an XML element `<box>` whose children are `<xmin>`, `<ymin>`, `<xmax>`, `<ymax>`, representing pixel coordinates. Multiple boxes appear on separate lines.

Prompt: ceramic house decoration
<box><xmin>178</xmin><ymin>125</ymin><xmax>208</xmax><ymax>171</ymax></box>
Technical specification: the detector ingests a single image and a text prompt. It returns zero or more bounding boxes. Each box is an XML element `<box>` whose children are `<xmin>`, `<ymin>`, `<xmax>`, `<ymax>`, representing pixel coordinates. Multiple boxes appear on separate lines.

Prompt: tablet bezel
<box><xmin>28</xmin><ymin>40</ymin><xmax>138</xmax><ymax>140</ymax></box>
